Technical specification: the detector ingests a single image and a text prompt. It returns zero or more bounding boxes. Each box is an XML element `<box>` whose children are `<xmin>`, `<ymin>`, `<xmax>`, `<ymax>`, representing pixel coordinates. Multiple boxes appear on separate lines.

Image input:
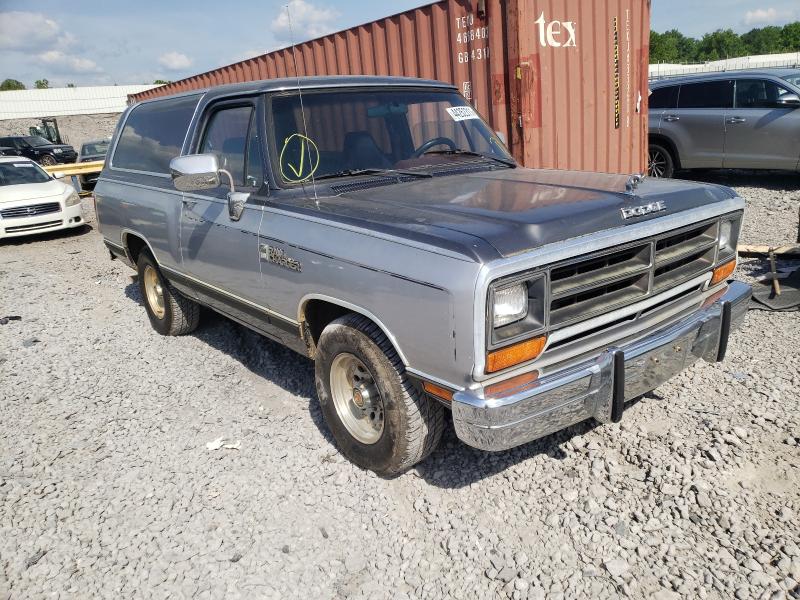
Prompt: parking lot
<box><xmin>1</xmin><ymin>174</ymin><xmax>798</xmax><ymax>600</ymax></box>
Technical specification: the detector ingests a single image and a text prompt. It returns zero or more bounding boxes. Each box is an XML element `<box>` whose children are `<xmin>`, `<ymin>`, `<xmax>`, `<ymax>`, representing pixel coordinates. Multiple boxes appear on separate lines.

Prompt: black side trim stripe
<box><xmin>162</xmin><ymin>267</ymin><xmax>299</xmax><ymax>335</ymax></box>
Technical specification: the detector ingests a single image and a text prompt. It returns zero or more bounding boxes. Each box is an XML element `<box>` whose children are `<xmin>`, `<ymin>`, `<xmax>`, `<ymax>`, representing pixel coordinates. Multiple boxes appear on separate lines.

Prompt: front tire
<box><xmin>315</xmin><ymin>314</ymin><xmax>444</xmax><ymax>477</ymax></box>
<box><xmin>136</xmin><ymin>252</ymin><xmax>199</xmax><ymax>336</ymax></box>
<box><xmin>648</xmin><ymin>143</ymin><xmax>675</xmax><ymax>178</ymax></box>
<box><xmin>39</xmin><ymin>154</ymin><xmax>57</xmax><ymax>167</ymax></box>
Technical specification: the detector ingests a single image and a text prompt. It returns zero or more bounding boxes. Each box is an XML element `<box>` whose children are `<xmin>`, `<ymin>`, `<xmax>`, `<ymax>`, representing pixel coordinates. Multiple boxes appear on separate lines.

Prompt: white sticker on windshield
<box><xmin>12</xmin><ymin>163</ymin><xmax>34</xmax><ymax>168</ymax></box>
<box><xmin>446</xmin><ymin>106</ymin><xmax>480</xmax><ymax>122</ymax></box>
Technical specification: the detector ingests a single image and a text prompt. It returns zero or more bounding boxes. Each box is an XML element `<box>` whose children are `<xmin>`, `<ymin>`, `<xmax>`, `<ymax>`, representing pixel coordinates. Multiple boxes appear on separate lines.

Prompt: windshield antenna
<box><xmin>285</xmin><ymin>4</ymin><xmax>319</xmax><ymax>207</ymax></box>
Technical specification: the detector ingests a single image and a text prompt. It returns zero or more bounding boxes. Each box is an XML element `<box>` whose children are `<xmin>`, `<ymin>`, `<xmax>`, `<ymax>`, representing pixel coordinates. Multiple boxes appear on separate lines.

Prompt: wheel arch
<box><xmin>299</xmin><ymin>295</ymin><xmax>409</xmax><ymax>366</ymax></box>
<box><xmin>121</xmin><ymin>229</ymin><xmax>158</xmax><ymax>267</ymax></box>
<box><xmin>648</xmin><ymin>133</ymin><xmax>681</xmax><ymax>170</ymax></box>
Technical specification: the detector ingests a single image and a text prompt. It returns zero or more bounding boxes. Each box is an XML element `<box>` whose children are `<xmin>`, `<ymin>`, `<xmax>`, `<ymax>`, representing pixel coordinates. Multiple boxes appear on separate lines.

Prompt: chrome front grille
<box><xmin>0</xmin><ymin>202</ymin><xmax>61</xmax><ymax>219</ymax></box>
<box><xmin>548</xmin><ymin>219</ymin><xmax>720</xmax><ymax>329</ymax></box>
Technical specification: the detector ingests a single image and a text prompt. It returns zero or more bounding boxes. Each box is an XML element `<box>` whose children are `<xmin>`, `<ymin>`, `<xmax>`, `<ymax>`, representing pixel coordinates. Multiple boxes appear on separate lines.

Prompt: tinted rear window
<box><xmin>112</xmin><ymin>95</ymin><xmax>199</xmax><ymax>173</ymax></box>
<box><xmin>649</xmin><ymin>86</ymin><xmax>679</xmax><ymax>109</ymax></box>
<box><xmin>677</xmin><ymin>81</ymin><xmax>733</xmax><ymax>109</ymax></box>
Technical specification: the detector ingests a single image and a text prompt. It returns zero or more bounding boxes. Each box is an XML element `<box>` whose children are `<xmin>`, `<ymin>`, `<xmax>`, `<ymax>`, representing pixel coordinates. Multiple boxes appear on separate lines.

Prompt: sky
<box><xmin>1</xmin><ymin>0</ymin><xmax>799</xmax><ymax>88</ymax></box>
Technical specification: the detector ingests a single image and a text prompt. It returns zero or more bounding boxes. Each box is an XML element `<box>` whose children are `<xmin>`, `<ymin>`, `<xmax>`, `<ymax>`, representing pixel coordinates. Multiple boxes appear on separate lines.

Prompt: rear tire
<box><xmin>314</xmin><ymin>313</ymin><xmax>444</xmax><ymax>477</ymax></box>
<box><xmin>136</xmin><ymin>252</ymin><xmax>199</xmax><ymax>336</ymax></box>
<box><xmin>648</xmin><ymin>143</ymin><xmax>675</xmax><ymax>178</ymax></box>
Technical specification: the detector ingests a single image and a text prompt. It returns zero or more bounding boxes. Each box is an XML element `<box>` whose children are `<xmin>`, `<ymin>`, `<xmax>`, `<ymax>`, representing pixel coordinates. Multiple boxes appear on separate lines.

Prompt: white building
<box><xmin>650</xmin><ymin>52</ymin><xmax>800</xmax><ymax>80</ymax></box>
<box><xmin>0</xmin><ymin>84</ymin><xmax>161</xmax><ymax>150</ymax></box>
<box><xmin>0</xmin><ymin>85</ymin><xmax>159</xmax><ymax>120</ymax></box>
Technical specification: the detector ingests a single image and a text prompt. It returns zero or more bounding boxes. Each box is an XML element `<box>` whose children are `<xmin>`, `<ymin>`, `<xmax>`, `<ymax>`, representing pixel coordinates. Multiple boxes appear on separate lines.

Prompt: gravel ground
<box><xmin>1</xmin><ymin>176</ymin><xmax>799</xmax><ymax>600</ymax></box>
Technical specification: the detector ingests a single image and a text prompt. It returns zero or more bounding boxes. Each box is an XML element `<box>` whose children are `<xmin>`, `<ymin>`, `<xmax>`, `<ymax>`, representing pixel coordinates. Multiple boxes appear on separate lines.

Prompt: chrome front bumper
<box><xmin>452</xmin><ymin>280</ymin><xmax>752</xmax><ymax>451</ymax></box>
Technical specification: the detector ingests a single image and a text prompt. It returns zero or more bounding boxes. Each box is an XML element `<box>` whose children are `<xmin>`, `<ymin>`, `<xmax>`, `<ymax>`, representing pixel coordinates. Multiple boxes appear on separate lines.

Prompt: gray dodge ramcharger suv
<box><xmin>96</xmin><ymin>76</ymin><xmax>751</xmax><ymax>476</ymax></box>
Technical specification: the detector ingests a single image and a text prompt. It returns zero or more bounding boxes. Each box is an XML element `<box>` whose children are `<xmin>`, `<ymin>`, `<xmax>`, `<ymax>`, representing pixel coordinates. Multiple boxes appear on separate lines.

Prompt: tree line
<box><xmin>651</xmin><ymin>22</ymin><xmax>800</xmax><ymax>64</ymax></box>
<box><xmin>0</xmin><ymin>78</ymin><xmax>171</xmax><ymax>91</ymax></box>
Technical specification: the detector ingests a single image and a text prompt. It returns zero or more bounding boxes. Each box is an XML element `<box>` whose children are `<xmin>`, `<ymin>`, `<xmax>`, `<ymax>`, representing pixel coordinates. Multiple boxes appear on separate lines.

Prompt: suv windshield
<box><xmin>81</xmin><ymin>141</ymin><xmax>110</xmax><ymax>156</ymax></box>
<box><xmin>24</xmin><ymin>136</ymin><xmax>53</xmax><ymax>147</ymax></box>
<box><xmin>269</xmin><ymin>88</ymin><xmax>513</xmax><ymax>183</ymax></box>
<box><xmin>0</xmin><ymin>161</ymin><xmax>52</xmax><ymax>186</ymax></box>
<box><xmin>781</xmin><ymin>73</ymin><xmax>800</xmax><ymax>88</ymax></box>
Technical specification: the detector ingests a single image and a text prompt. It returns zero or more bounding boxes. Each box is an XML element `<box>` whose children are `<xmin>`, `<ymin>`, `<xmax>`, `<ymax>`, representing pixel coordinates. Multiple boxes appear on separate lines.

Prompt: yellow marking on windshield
<box><xmin>279</xmin><ymin>133</ymin><xmax>320</xmax><ymax>183</ymax></box>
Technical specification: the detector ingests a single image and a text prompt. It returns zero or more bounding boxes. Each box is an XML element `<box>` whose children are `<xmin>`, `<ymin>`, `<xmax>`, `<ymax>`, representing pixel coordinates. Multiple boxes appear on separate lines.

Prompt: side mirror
<box><xmin>52</xmin><ymin>171</ymin><xmax>66</xmax><ymax>180</ymax></box>
<box><xmin>777</xmin><ymin>93</ymin><xmax>800</xmax><ymax>107</ymax></box>
<box><xmin>170</xmin><ymin>154</ymin><xmax>221</xmax><ymax>191</ymax></box>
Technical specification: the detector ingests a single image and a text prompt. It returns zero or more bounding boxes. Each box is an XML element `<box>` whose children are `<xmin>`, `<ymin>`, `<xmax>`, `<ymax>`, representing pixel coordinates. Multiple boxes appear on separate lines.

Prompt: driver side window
<box><xmin>200</xmin><ymin>105</ymin><xmax>264</xmax><ymax>189</ymax></box>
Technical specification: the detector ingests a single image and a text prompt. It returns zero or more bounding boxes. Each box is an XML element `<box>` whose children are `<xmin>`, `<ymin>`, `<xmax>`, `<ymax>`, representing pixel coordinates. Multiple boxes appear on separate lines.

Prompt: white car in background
<box><xmin>0</xmin><ymin>157</ymin><xmax>84</xmax><ymax>240</ymax></box>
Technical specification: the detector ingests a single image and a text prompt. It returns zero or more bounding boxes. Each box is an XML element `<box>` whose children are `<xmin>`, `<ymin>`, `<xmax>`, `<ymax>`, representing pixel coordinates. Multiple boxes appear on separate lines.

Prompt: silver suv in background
<box><xmin>648</xmin><ymin>69</ymin><xmax>800</xmax><ymax>178</ymax></box>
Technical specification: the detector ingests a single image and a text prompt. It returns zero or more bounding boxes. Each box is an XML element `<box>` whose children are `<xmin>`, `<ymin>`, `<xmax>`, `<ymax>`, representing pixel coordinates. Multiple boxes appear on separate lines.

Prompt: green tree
<box><xmin>153</xmin><ymin>79</ymin><xmax>171</xmax><ymax>85</ymax></box>
<box><xmin>66</xmin><ymin>83</ymin><xmax>76</xmax><ymax>88</ymax></box>
<box><xmin>650</xmin><ymin>29</ymin><xmax>698</xmax><ymax>63</ymax></box>
<box><xmin>780</xmin><ymin>22</ymin><xmax>800</xmax><ymax>51</ymax></box>
<box><xmin>696</xmin><ymin>29</ymin><xmax>747</xmax><ymax>61</ymax></box>
<box><xmin>0</xmin><ymin>78</ymin><xmax>26</xmax><ymax>91</ymax></box>
<box><xmin>34</xmin><ymin>79</ymin><xmax>49</xmax><ymax>89</ymax></box>
<box><xmin>741</xmin><ymin>26</ymin><xmax>783</xmax><ymax>55</ymax></box>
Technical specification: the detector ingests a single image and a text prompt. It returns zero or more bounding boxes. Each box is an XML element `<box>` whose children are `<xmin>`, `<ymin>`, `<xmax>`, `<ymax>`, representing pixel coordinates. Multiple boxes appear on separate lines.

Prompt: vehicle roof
<box><xmin>0</xmin><ymin>156</ymin><xmax>34</xmax><ymax>163</ymax></box>
<box><xmin>133</xmin><ymin>75</ymin><xmax>458</xmax><ymax>104</ymax></box>
<box><xmin>651</xmin><ymin>68</ymin><xmax>800</xmax><ymax>87</ymax></box>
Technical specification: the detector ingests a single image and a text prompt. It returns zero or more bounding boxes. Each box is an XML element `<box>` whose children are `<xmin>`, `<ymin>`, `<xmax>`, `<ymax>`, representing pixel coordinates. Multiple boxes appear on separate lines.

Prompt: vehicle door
<box><xmin>665</xmin><ymin>80</ymin><xmax>732</xmax><ymax>168</ymax></box>
<box><xmin>647</xmin><ymin>84</ymin><xmax>679</xmax><ymax>133</ymax></box>
<box><xmin>179</xmin><ymin>98</ymin><xmax>268</xmax><ymax>317</ymax></box>
<box><xmin>8</xmin><ymin>138</ymin><xmax>33</xmax><ymax>160</ymax></box>
<box><xmin>723</xmin><ymin>78</ymin><xmax>800</xmax><ymax>170</ymax></box>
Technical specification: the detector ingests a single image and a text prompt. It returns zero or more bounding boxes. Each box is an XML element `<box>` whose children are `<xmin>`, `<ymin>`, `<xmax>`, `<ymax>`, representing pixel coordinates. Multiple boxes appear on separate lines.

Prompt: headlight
<box><xmin>488</xmin><ymin>273</ymin><xmax>546</xmax><ymax>348</ymax></box>
<box><xmin>53</xmin><ymin>148</ymin><xmax>62</xmax><ymax>153</ymax></box>
<box><xmin>65</xmin><ymin>191</ymin><xmax>81</xmax><ymax>207</ymax></box>
<box><xmin>493</xmin><ymin>283</ymin><xmax>528</xmax><ymax>328</ymax></box>
<box><xmin>718</xmin><ymin>215</ymin><xmax>741</xmax><ymax>262</ymax></box>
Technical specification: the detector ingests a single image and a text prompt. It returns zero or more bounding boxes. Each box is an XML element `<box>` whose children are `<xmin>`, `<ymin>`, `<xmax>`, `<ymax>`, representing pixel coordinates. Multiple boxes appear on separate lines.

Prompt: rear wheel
<box><xmin>136</xmin><ymin>252</ymin><xmax>199</xmax><ymax>336</ymax></box>
<box><xmin>315</xmin><ymin>313</ymin><xmax>444</xmax><ymax>476</ymax></box>
<box><xmin>39</xmin><ymin>154</ymin><xmax>57</xmax><ymax>167</ymax></box>
<box><xmin>648</xmin><ymin>143</ymin><xmax>675</xmax><ymax>178</ymax></box>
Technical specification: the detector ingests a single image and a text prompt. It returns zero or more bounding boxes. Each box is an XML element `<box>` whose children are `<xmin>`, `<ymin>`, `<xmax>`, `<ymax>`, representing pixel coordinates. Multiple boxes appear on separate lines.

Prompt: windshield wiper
<box><xmin>314</xmin><ymin>168</ymin><xmax>433</xmax><ymax>181</ymax></box>
<box><xmin>423</xmin><ymin>149</ymin><xmax>516</xmax><ymax>168</ymax></box>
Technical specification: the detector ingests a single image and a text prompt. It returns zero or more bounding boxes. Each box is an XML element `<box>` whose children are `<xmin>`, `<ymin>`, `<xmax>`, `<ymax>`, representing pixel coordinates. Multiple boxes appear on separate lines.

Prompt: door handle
<box><xmin>663</xmin><ymin>115</ymin><xmax>680</xmax><ymax>122</ymax></box>
<box><xmin>726</xmin><ymin>117</ymin><xmax>747</xmax><ymax>124</ymax></box>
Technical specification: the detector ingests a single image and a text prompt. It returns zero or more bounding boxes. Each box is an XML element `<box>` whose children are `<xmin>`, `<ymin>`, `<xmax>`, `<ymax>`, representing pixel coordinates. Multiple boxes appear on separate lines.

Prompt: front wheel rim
<box><xmin>143</xmin><ymin>265</ymin><xmax>165</xmax><ymax>319</ymax></box>
<box><xmin>330</xmin><ymin>353</ymin><xmax>385</xmax><ymax>445</ymax></box>
<box><xmin>648</xmin><ymin>149</ymin><xmax>668</xmax><ymax>177</ymax></box>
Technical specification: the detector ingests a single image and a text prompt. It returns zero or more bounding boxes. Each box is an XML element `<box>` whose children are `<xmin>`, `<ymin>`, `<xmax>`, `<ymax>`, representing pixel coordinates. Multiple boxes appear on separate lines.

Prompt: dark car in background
<box><xmin>0</xmin><ymin>146</ymin><xmax>21</xmax><ymax>157</ymax></box>
<box><xmin>0</xmin><ymin>135</ymin><xmax>78</xmax><ymax>167</ymax></box>
<box><xmin>648</xmin><ymin>69</ymin><xmax>800</xmax><ymax>178</ymax></box>
<box><xmin>77</xmin><ymin>138</ymin><xmax>110</xmax><ymax>190</ymax></box>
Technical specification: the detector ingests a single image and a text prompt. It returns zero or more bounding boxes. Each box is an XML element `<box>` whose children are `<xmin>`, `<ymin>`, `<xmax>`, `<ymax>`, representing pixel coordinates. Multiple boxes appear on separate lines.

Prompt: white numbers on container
<box><xmin>453</xmin><ymin>13</ymin><xmax>490</xmax><ymax>62</ymax></box>
<box><xmin>457</xmin><ymin>47</ymin><xmax>490</xmax><ymax>63</ymax></box>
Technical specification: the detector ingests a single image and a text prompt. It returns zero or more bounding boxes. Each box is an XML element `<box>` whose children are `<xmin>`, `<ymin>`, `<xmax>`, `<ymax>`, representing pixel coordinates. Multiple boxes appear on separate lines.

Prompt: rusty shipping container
<box><xmin>131</xmin><ymin>0</ymin><xmax>650</xmax><ymax>174</ymax></box>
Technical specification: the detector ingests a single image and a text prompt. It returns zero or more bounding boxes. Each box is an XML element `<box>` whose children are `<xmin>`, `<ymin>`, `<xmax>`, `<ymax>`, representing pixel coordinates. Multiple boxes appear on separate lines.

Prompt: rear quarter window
<box><xmin>112</xmin><ymin>95</ymin><xmax>200</xmax><ymax>174</ymax></box>
<box><xmin>649</xmin><ymin>86</ymin><xmax>678</xmax><ymax>110</ymax></box>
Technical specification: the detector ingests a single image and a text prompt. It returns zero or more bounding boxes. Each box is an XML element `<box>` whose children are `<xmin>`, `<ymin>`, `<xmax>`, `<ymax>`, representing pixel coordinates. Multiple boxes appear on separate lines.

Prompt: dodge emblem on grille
<box><xmin>621</xmin><ymin>201</ymin><xmax>667</xmax><ymax>220</ymax></box>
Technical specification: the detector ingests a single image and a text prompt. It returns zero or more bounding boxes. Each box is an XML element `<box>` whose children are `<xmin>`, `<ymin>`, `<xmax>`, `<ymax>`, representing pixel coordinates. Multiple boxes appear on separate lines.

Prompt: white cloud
<box><xmin>0</xmin><ymin>11</ymin><xmax>60</xmax><ymax>51</ymax></box>
<box><xmin>270</xmin><ymin>0</ymin><xmax>339</xmax><ymax>42</ymax></box>
<box><xmin>37</xmin><ymin>50</ymin><xmax>101</xmax><ymax>74</ymax></box>
<box><xmin>743</xmin><ymin>7</ymin><xmax>795</xmax><ymax>26</ymax></box>
<box><xmin>158</xmin><ymin>51</ymin><xmax>193</xmax><ymax>71</ymax></box>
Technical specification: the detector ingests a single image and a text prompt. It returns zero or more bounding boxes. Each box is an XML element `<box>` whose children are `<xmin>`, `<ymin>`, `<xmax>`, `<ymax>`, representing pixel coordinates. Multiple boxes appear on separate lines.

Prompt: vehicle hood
<box><xmin>80</xmin><ymin>154</ymin><xmax>106</xmax><ymax>162</ymax></box>
<box><xmin>311</xmin><ymin>168</ymin><xmax>738</xmax><ymax>260</ymax></box>
<box><xmin>0</xmin><ymin>179</ymin><xmax>68</xmax><ymax>204</ymax></box>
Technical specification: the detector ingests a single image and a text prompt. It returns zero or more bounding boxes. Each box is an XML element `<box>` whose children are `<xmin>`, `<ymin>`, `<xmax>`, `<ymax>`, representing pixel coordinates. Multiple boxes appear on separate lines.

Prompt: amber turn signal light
<box><xmin>486</xmin><ymin>335</ymin><xmax>547</xmax><ymax>374</ymax></box>
<box><xmin>711</xmin><ymin>259</ymin><xmax>736</xmax><ymax>286</ymax></box>
<box><xmin>422</xmin><ymin>381</ymin><xmax>454</xmax><ymax>402</ymax></box>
